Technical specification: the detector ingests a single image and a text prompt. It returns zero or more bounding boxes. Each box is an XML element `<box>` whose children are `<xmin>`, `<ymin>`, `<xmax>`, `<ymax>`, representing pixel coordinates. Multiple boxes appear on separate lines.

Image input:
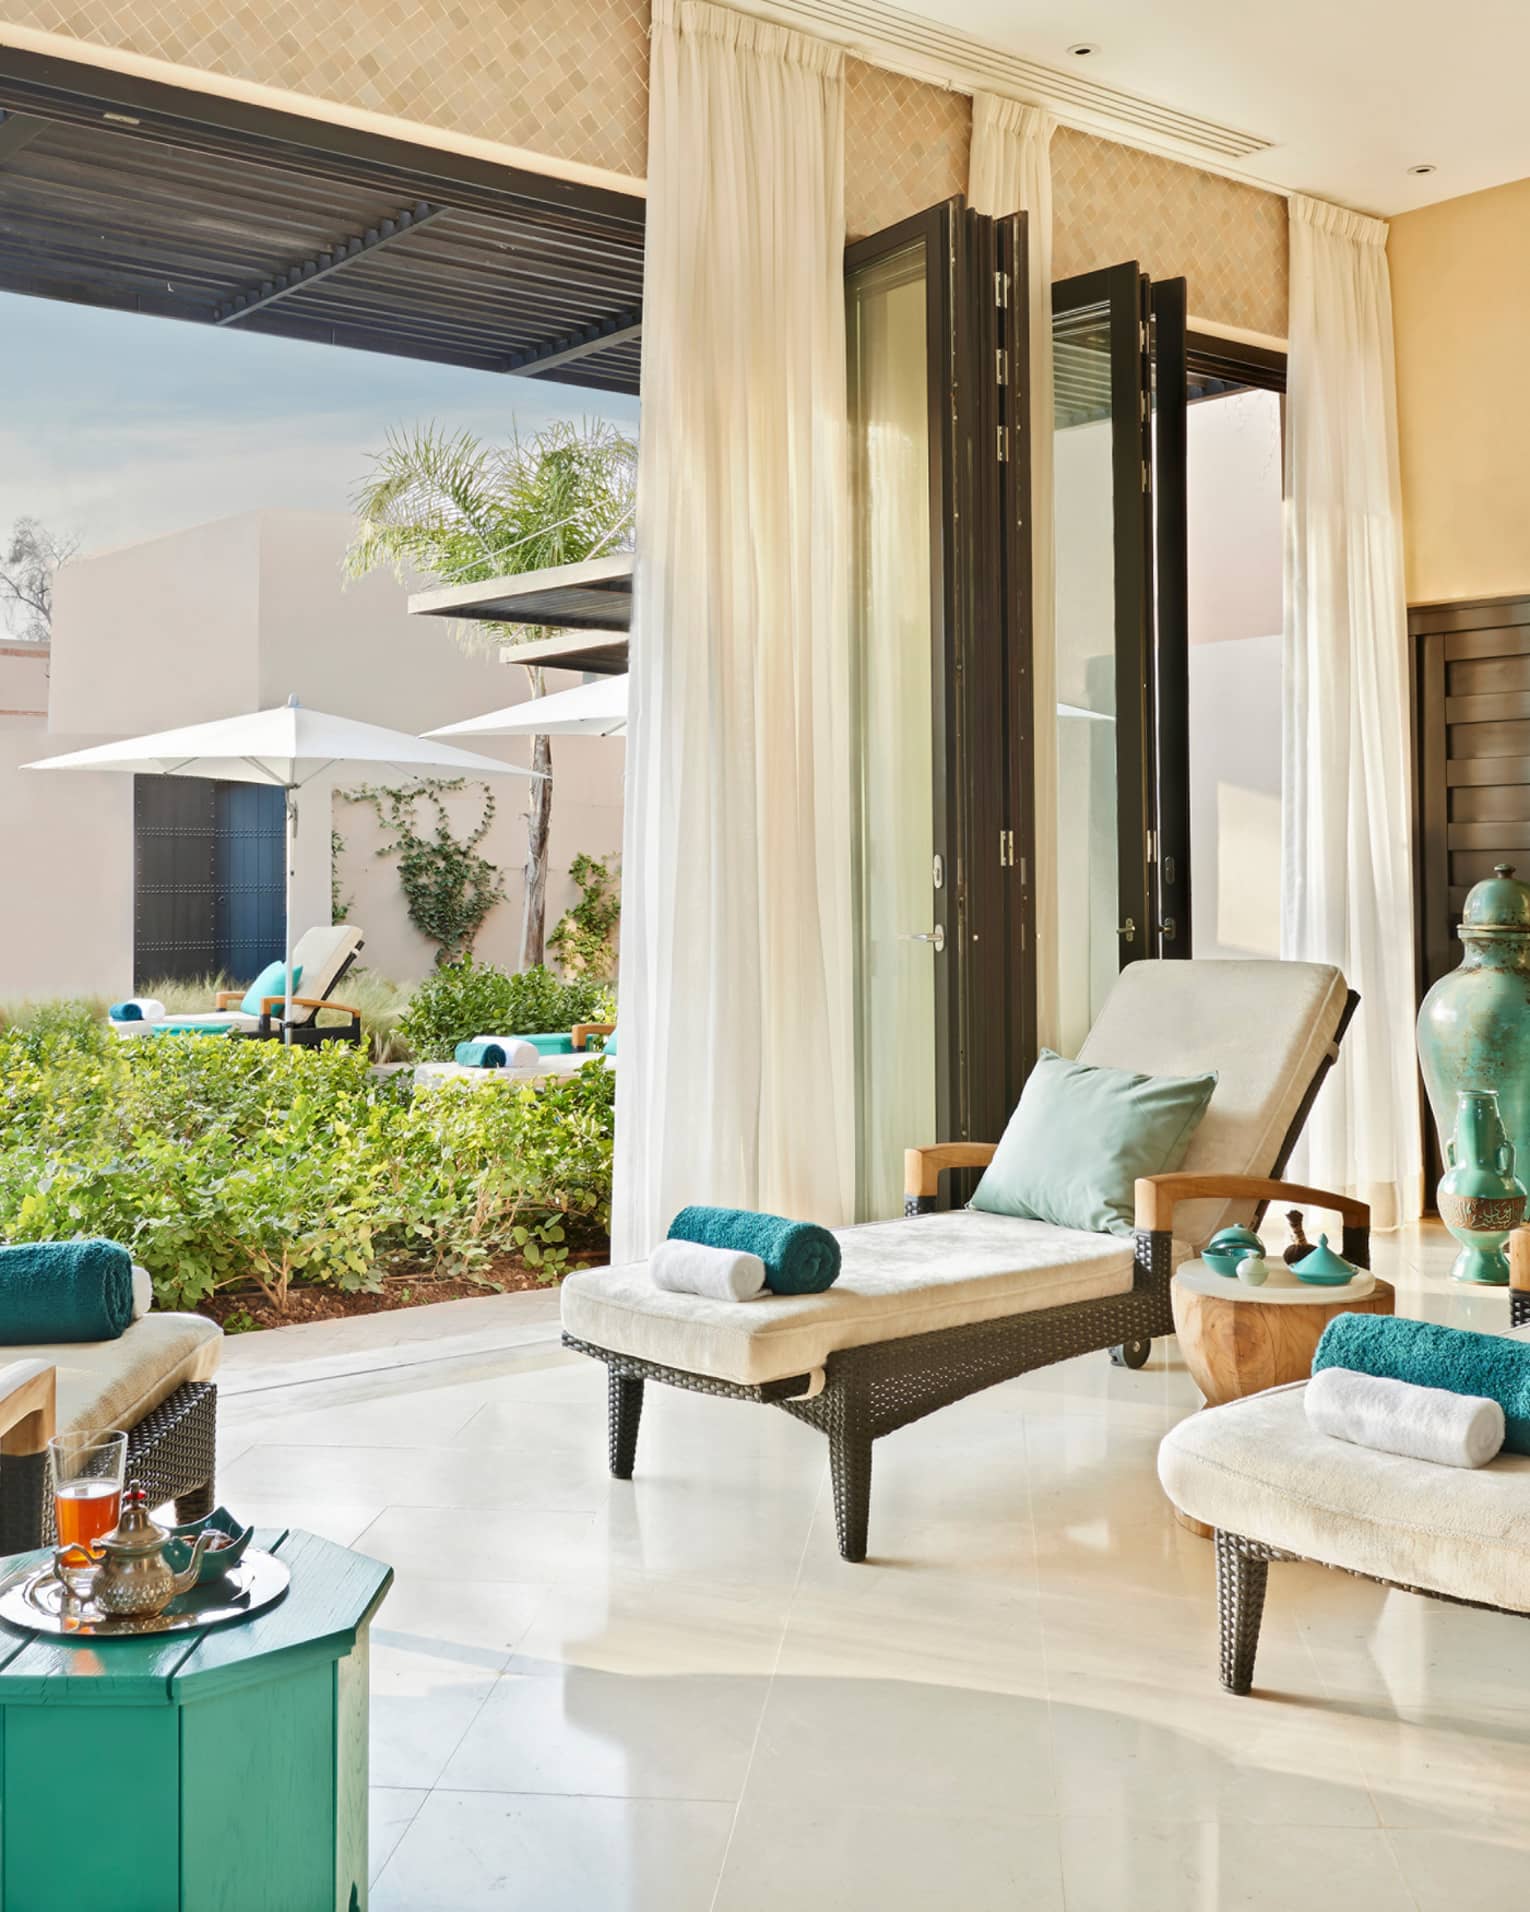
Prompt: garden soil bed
<box><xmin>197</xmin><ymin>1250</ymin><xmax>608</xmax><ymax>1332</ymax></box>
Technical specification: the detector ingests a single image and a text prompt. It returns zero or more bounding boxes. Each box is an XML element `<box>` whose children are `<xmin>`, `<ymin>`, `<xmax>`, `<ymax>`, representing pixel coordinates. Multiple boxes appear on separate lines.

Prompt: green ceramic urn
<box><xmin>1418</xmin><ymin>863</ymin><xmax>1530</xmax><ymax>1230</ymax></box>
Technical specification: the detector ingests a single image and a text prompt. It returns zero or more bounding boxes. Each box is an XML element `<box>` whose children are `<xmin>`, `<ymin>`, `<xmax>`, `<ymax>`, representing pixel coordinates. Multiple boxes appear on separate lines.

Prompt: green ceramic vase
<box><xmin>1436</xmin><ymin>1089</ymin><xmax>1526</xmax><ymax>1284</ymax></box>
<box><xmin>1418</xmin><ymin>864</ymin><xmax>1530</xmax><ymax>1212</ymax></box>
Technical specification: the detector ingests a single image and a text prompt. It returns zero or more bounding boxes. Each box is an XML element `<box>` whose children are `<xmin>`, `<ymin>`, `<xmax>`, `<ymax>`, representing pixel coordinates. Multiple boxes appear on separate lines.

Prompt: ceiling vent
<box><xmin>748</xmin><ymin>0</ymin><xmax>1275</xmax><ymax>164</ymax></box>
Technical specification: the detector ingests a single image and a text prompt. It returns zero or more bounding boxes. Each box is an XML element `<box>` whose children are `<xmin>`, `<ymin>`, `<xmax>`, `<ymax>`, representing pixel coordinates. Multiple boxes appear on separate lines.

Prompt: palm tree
<box><xmin>347</xmin><ymin>419</ymin><xmax>636</xmax><ymax>966</ymax></box>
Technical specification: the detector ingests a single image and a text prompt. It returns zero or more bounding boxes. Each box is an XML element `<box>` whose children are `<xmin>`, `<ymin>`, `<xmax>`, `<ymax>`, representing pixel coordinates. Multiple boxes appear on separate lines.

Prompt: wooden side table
<box><xmin>0</xmin><ymin>1525</ymin><xmax>391</xmax><ymax>1911</ymax></box>
<box><xmin>1170</xmin><ymin>1261</ymin><xmax>1395</xmax><ymax>1536</ymax></box>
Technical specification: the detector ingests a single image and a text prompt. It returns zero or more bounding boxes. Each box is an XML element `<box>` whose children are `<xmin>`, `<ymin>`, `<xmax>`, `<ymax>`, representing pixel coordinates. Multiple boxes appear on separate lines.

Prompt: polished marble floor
<box><xmin>218</xmin><ymin>1221</ymin><xmax>1530</xmax><ymax>1909</ymax></box>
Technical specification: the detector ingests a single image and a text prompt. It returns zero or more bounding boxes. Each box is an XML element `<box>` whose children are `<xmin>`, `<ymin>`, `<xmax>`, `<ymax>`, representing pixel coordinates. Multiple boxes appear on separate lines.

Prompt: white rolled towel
<box><xmin>649</xmin><ymin>1238</ymin><xmax>768</xmax><ymax>1303</ymax></box>
<box><xmin>1305</xmin><ymin>1366</ymin><xmax>1505</xmax><ymax>1469</ymax></box>
<box><xmin>131</xmin><ymin>1263</ymin><xmax>153</xmax><ymax>1320</ymax></box>
<box><xmin>111</xmin><ymin>998</ymin><xmax>166</xmax><ymax>1022</ymax></box>
<box><xmin>471</xmin><ymin>1035</ymin><xmax>543</xmax><ymax>1069</ymax></box>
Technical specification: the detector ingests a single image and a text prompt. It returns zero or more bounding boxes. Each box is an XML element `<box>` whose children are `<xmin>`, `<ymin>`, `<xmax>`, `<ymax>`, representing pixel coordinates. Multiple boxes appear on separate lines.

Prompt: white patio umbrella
<box><xmin>425</xmin><ymin>672</ymin><xmax>628</xmax><ymax>741</ymax></box>
<box><xmin>25</xmin><ymin>696</ymin><xmax>533</xmax><ymax>1035</ymax></box>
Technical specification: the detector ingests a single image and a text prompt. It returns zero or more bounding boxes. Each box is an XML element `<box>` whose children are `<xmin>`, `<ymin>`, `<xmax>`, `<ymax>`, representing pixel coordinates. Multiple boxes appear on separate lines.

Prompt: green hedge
<box><xmin>0</xmin><ymin>1014</ymin><xmax>614</xmax><ymax>1312</ymax></box>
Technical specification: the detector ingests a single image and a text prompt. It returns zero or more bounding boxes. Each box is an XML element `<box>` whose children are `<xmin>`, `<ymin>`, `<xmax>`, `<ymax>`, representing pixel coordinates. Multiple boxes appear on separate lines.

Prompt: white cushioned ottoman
<box><xmin>1159</xmin><ymin>1378</ymin><xmax>1530</xmax><ymax>1614</ymax></box>
<box><xmin>562</xmin><ymin>1211</ymin><xmax>1191</xmax><ymax>1387</ymax></box>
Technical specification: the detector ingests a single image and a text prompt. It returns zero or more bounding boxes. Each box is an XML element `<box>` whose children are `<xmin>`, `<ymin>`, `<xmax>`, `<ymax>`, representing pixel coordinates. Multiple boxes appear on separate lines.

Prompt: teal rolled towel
<box><xmin>455</xmin><ymin>1040</ymin><xmax>507</xmax><ymax>1068</ymax></box>
<box><xmin>1313</xmin><ymin>1313</ymin><xmax>1530</xmax><ymax>1456</ymax></box>
<box><xmin>668</xmin><ymin>1205</ymin><xmax>841</xmax><ymax>1295</ymax></box>
<box><xmin>109</xmin><ymin>1000</ymin><xmax>142</xmax><ymax>1021</ymax></box>
<box><xmin>0</xmin><ymin>1239</ymin><xmax>134</xmax><ymax>1342</ymax></box>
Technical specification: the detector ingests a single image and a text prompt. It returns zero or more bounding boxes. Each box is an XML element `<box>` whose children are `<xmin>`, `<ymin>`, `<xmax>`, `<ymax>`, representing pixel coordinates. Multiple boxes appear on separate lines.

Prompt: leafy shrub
<box><xmin>396</xmin><ymin>958</ymin><xmax>614</xmax><ymax>1062</ymax></box>
<box><xmin>0</xmin><ymin>1018</ymin><xmax>613</xmax><ymax>1312</ymax></box>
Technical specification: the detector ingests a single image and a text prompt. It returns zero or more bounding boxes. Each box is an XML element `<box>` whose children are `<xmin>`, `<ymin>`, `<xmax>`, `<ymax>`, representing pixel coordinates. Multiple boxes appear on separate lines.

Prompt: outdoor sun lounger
<box><xmin>561</xmin><ymin>960</ymin><xmax>1361</xmax><ymax>1561</ymax></box>
<box><xmin>113</xmin><ymin>923</ymin><xmax>367</xmax><ymax>1046</ymax></box>
<box><xmin>411</xmin><ymin>1022</ymin><xmax>617</xmax><ymax>1090</ymax></box>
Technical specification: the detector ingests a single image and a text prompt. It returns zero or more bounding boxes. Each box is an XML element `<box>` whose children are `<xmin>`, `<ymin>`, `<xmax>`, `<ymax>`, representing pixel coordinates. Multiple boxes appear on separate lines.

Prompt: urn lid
<box><xmin>1462</xmin><ymin>864</ymin><xmax>1530</xmax><ymax>933</ymax></box>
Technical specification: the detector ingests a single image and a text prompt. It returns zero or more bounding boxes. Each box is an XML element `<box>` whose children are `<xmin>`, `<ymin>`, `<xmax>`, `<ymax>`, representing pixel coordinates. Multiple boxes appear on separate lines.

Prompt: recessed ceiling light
<box><xmin>1065</xmin><ymin>42</ymin><xmax>1100</xmax><ymax>57</ymax></box>
<box><xmin>1406</xmin><ymin>162</ymin><xmax>1438</xmax><ymax>176</ymax></box>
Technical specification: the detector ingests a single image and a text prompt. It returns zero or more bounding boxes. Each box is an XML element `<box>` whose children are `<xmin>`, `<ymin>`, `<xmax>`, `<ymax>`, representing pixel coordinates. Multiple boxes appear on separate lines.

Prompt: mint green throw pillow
<box><xmin>970</xmin><ymin>1050</ymin><xmax>1218</xmax><ymax>1237</ymax></box>
<box><xmin>240</xmin><ymin>960</ymin><xmax>302</xmax><ymax>1017</ymax></box>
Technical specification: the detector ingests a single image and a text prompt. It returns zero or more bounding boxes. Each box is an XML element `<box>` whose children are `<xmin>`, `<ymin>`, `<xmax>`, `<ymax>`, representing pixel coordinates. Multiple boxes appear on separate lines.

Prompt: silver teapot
<box><xmin>57</xmin><ymin>1479</ymin><xmax>214</xmax><ymax>1618</ymax></box>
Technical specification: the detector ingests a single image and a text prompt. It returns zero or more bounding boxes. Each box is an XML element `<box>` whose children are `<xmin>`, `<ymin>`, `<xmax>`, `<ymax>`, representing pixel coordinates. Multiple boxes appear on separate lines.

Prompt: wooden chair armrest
<box><xmin>904</xmin><ymin>1143</ymin><xmax>997</xmax><ymax>1199</ymax></box>
<box><xmin>571</xmin><ymin>1022</ymin><xmax>617</xmax><ymax>1051</ymax></box>
<box><xmin>1136</xmin><ymin>1172</ymin><xmax>1368</xmax><ymax>1241</ymax></box>
<box><xmin>0</xmin><ymin>1360</ymin><xmax>56</xmax><ymax>1458</ymax></box>
<box><xmin>260</xmin><ymin>995</ymin><xmax>361</xmax><ymax>1018</ymax></box>
<box><xmin>213</xmin><ymin>991</ymin><xmax>245</xmax><ymax>1009</ymax></box>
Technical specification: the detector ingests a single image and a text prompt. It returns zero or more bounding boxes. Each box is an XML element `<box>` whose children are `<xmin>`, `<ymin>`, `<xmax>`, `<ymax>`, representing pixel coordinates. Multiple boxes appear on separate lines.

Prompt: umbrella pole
<box><xmin>284</xmin><ymin>787</ymin><xmax>297</xmax><ymax>1044</ymax></box>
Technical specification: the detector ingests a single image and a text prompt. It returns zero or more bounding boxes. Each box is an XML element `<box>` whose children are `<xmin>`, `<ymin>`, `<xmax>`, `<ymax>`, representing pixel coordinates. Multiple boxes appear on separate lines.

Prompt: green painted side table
<box><xmin>0</xmin><ymin>1526</ymin><xmax>392</xmax><ymax>1912</ymax></box>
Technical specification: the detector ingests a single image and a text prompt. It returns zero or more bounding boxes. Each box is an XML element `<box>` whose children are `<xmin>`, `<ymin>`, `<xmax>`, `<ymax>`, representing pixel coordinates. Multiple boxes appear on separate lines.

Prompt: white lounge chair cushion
<box><xmin>1078</xmin><ymin>958</ymin><xmax>1348</xmax><ymax>1246</ymax></box>
<box><xmin>15</xmin><ymin>1312</ymin><xmax>224</xmax><ymax>1437</ymax></box>
<box><xmin>561</xmin><ymin>1212</ymin><xmax>1191</xmax><ymax>1387</ymax></box>
<box><xmin>413</xmin><ymin>1056</ymin><xmax>615</xmax><ymax>1091</ymax></box>
<box><xmin>113</xmin><ymin>1011</ymin><xmax>257</xmax><ymax>1040</ymax></box>
<box><xmin>1157</xmin><ymin>1376</ymin><xmax>1530</xmax><ymax>1615</ymax></box>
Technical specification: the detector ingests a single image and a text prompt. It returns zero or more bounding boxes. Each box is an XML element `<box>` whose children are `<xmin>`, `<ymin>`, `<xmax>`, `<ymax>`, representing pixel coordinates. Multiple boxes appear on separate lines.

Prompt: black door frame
<box><xmin>1151</xmin><ymin>276</ymin><xmax>1191</xmax><ymax>956</ymax></box>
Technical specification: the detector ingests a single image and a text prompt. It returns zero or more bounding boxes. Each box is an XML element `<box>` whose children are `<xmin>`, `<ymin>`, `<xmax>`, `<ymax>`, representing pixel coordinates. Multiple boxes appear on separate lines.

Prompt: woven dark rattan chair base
<box><xmin>6</xmin><ymin>1381</ymin><xmax>219</xmax><ymax>1553</ymax></box>
<box><xmin>1214</xmin><ymin>1526</ymin><xmax>1528</xmax><ymax>1695</ymax></box>
<box><xmin>566</xmin><ymin>1246</ymin><xmax>1177</xmax><ymax>1561</ymax></box>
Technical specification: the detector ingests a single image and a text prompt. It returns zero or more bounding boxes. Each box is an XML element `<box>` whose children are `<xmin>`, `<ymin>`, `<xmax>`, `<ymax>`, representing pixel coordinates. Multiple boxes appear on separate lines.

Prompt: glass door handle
<box><xmin>901</xmin><ymin>926</ymin><xmax>946</xmax><ymax>952</ymax></box>
<box><xmin>1117</xmin><ymin>919</ymin><xmax>1137</xmax><ymax>944</ymax></box>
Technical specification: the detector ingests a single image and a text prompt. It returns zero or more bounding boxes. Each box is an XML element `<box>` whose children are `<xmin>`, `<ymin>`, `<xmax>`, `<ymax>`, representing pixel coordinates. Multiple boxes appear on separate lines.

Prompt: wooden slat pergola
<box><xmin>0</xmin><ymin>48</ymin><xmax>644</xmax><ymax>395</ymax></box>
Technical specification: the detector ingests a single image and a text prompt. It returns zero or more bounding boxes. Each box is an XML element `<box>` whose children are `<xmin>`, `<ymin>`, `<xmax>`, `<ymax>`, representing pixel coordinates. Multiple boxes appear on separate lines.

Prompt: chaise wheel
<box><xmin>1110</xmin><ymin>1337</ymin><xmax>1151</xmax><ymax>1369</ymax></box>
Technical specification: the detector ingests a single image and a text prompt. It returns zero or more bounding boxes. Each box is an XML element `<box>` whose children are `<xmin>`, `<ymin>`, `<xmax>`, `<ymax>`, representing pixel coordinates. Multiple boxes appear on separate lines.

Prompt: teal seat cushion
<box><xmin>970</xmin><ymin>1049</ymin><xmax>1218</xmax><ymax>1237</ymax></box>
<box><xmin>523</xmin><ymin>1032</ymin><xmax>577</xmax><ymax>1056</ymax></box>
<box><xmin>240</xmin><ymin>960</ymin><xmax>302</xmax><ymax>1017</ymax></box>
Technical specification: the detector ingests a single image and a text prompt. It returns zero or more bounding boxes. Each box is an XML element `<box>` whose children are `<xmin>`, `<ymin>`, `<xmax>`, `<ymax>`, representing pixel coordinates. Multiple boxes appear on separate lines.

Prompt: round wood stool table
<box><xmin>1169</xmin><ymin>1260</ymin><xmax>1396</xmax><ymax>1537</ymax></box>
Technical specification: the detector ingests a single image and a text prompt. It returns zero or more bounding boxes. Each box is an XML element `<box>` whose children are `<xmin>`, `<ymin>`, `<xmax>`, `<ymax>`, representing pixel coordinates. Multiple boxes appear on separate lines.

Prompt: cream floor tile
<box><xmin>368</xmin><ymin>1787</ymin><xmax>426</xmax><ymax>1887</ymax></box>
<box><xmin>372</xmin><ymin>1570</ymin><xmax>545</xmax><ymax>1660</ymax></box>
<box><xmin>1344</xmin><ymin>1702</ymin><xmax>1530</xmax><ymax>1833</ymax></box>
<box><xmin>1386</xmin><ymin>1827</ymin><xmax>1530</xmax><ymax>1908</ymax></box>
<box><xmin>355</xmin><ymin>1504</ymin><xmax>601</xmax><ymax>1584</ymax></box>
<box><xmin>745</xmin><ymin>1676</ymin><xmax>1056</xmax><ymax>1817</ymax></box>
<box><xmin>371</xmin><ymin>1791</ymin><xmax>734</xmax><ymax>1911</ymax></box>
<box><xmin>712</xmin><ymin>1803</ymin><xmax>1066</xmax><ymax>1912</ymax></box>
<box><xmin>221</xmin><ymin>1436</ymin><xmax>609</xmax><ymax>1515</ymax></box>
<box><xmin>1047</xmin><ymin>1680</ymin><xmax>1380</xmax><ymax>1826</ymax></box>
<box><xmin>509</xmin><ymin>1572</ymin><xmax>793</xmax><ymax>1679</ymax></box>
<box><xmin>368</xmin><ymin>1640</ymin><xmax>502</xmax><ymax>1790</ymax></box>
<box><xmin>1057</xmin><ymin>1818</ymin><xmax>1415</xmax><ymax>1911</ymax></box>
<box><xmin>595</xmin><ymin>1475</ymin><xmax>820</xmax><ymax>1587</ymax></box>
<box><xmin>225</xmin><ymin>1496</ymin><xmax>387</xmax><ymax>1549</ymax></box>
<box><xmin>774</xmin><ymin>1585</ymin><xmax>1049</xmax><ymax>1698</ymax></box>
<box><xmin>439</xmin><ymin>1668</ymin><xmax>770</xmax><ymax>1800</ymax></box>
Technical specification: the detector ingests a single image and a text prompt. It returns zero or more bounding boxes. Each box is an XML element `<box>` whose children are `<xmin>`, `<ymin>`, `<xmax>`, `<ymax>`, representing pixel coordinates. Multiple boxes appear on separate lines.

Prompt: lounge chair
<box><xmin>114</xmin><ymin>923</ymin><xmax>367</xmax><ymax>1046</ymax></box>
<box><xmin>411</xmin><ymin>1021</ymin><xmax>617</xmax><ymax>1091</ymax></box>
<box><xmin>561</xmin><ymin>960</ymin><xmax>1361</xmax><ymax>1561</ymax></box>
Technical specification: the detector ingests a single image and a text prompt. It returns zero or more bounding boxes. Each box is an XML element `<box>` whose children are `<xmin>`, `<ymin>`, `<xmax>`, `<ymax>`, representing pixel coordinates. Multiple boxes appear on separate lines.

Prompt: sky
<box><xmin>0</xmin><ymin>288</ymin><xmax>641</xmax><ymax>590</ymax></box>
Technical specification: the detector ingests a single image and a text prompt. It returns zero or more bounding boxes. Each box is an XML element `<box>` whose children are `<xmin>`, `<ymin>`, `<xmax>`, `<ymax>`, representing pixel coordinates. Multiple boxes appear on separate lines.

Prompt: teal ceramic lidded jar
<box><xmin>1418</xmin><ymin>862</ymin><xmax>1530</xmax><ymax>1203</ymax></box>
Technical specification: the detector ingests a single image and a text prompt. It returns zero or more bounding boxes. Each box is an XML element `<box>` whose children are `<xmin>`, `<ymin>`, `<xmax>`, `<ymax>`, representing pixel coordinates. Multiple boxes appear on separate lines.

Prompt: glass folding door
<box><xmin>847</xmin><ymin>202</ymin><xmax>1032</xmax><ymax>1218</ymax></box>
<box><xmin>1051</xmin><ymin>263</ymin><xmax>1155</xmax><ymax>1052</ymax></box>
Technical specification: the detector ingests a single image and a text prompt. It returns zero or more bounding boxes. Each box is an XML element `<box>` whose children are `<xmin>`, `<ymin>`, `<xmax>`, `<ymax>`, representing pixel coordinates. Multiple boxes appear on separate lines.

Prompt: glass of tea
<box><xmin>49</xmin><ymin>1431</ymin><xmax>126</xmax><ymax>1595</ymax></box>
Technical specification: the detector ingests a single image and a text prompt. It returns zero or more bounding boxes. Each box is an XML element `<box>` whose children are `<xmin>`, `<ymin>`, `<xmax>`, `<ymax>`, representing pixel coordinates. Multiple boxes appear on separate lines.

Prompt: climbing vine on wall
<box><xmin>340</xmin><ymin>778</ymin><xmax>505</xmax><ymax>965</ymax></box>
<box><xmin>548</xmin><ymin>852</ymin><xmax>621</xmax><ymax>981</ymax></box>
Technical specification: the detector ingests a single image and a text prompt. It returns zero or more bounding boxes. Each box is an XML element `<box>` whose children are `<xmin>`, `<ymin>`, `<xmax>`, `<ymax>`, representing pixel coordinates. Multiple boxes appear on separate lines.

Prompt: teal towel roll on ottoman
<box><xmin>668</xmin><ymin>1205</ymin><xmax>841</xmax><ymax>1295</ymax></box>
<box><xmin>0</xmin><ymin>1238</ymin><xmax>134</xmax><ymax>1342</ymax></box>
<box><xmin>1313</xmin><ymin>1312</ymin><xmax>1530</xmax><ymax>1455</ymax></box>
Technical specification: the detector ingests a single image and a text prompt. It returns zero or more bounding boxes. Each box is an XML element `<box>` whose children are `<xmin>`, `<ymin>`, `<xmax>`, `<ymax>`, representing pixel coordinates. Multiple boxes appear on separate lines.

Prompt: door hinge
<box><xmin>995</xmin><ymin>268</ymin><xmax>1011</xmax><ymax>308</ymax></box>
<box><xmin>1140</xmin><ymin>319</ymin><xmax>1150</xmax><ymax>352</ymax></box>
<box><xmin>996</xmin><ymin>347</ymin><xmax>1009</xmax><ymax>386</ymax></box>
<box><xmin>1018</xmin><ymin>855</ymin><xmax>1028</xmax><ymax>885</ymax></box>
<box><xmin>1141</xmin><ymin>457</ymin><xmax>1151</xmax><ymax>493</ymax></box>
<box><xmin>1146</xmin><ymin>829</ymin><xmax>1158</xmax><ymax>864</ymax></box>
<box><xmin>997</xmin><ymin>425</ymin><xmax>1009</xmax><ymax>464</ymax></box>
<box><xmin>999</xmin><ymin>828</ymin><xmax>1016</xmax><ymax>867</ymax></box>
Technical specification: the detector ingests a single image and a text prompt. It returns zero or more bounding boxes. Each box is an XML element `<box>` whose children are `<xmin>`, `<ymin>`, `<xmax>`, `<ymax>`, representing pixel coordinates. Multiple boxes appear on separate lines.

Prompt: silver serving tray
<box><xmin>0</xmin><ymin>1547</ymin><xmax>290</xmax><ymax>1639</ymax></box>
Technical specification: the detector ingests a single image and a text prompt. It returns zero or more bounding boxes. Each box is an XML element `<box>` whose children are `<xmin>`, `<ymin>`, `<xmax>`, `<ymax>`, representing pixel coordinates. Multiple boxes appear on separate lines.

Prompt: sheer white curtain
<box><xmin>1282</xmin><ymin>193</ymin><xmax>1422</xmax><ymax>1229</ymax></box>
<box><xmin>611</xmin><ymin>0</ymin><xmax>854</xmax><ymax>1261</ymax></box>
<box><xmin>969</xmin><ymin>94</ymin><xmax>1060</xmax><ymax>1050</ymax></box>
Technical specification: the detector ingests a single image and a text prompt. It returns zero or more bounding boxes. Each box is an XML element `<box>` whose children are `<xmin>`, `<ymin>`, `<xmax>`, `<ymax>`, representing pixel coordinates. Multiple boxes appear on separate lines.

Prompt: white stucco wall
<box><xmin>0</xmin><ymin>646</ymin><xmax>49</xmax><ymax>718</ymax></box>
<box><xmin>0</xmin><ymin>511</ymin><xmax>624</xmax><ymax>997</ymax></box>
